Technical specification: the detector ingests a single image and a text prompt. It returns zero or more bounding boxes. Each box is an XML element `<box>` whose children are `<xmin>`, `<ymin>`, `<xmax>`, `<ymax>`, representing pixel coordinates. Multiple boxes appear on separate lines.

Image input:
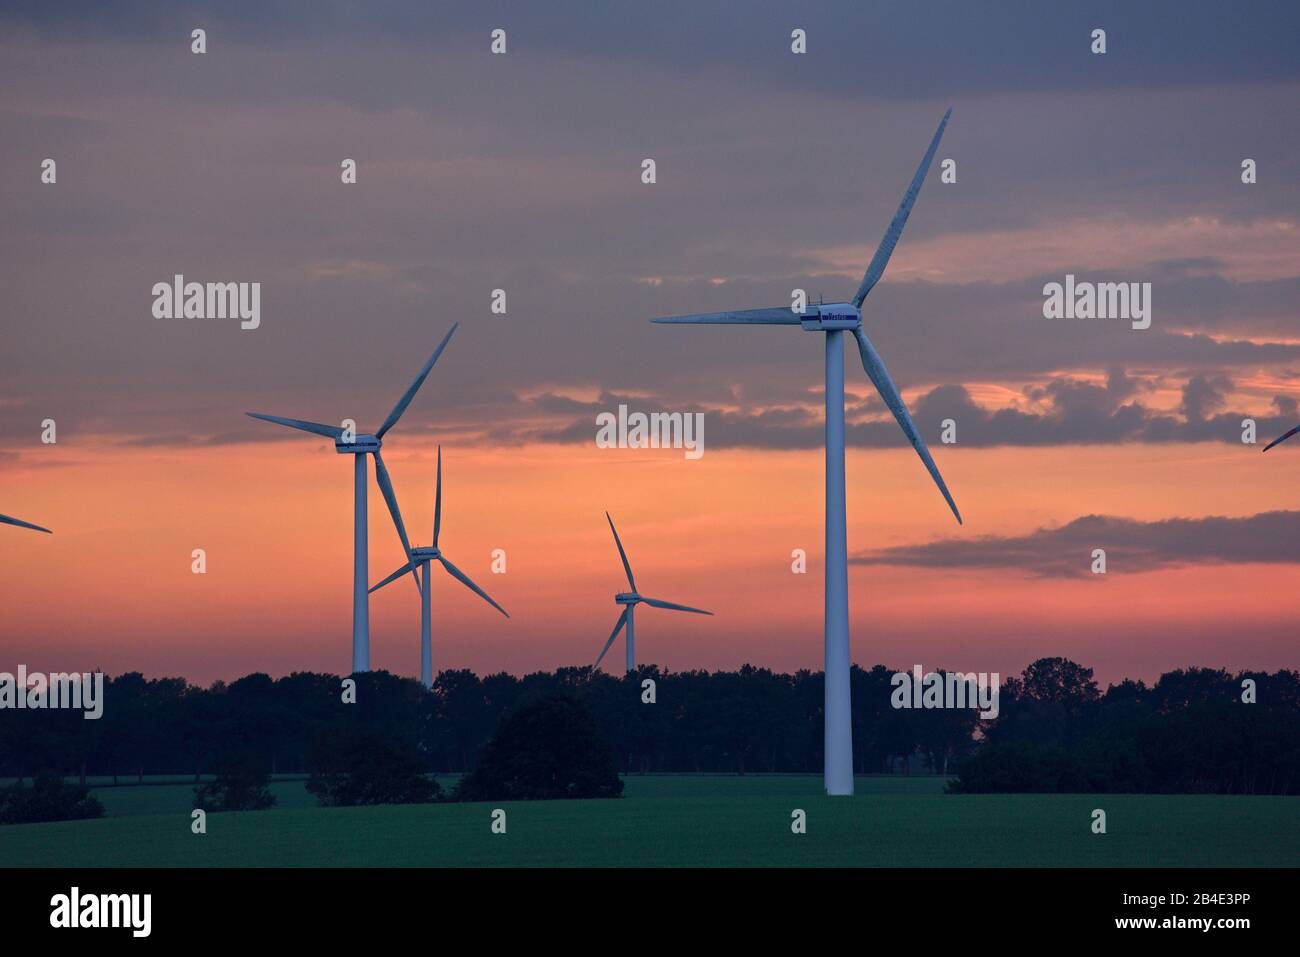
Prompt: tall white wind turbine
<box><xmin>651</xmin><ymin>111</ymin><xmax>961</xmax><ymax>795</ymax></box>
<box><xmin>596</xmin><ymin>512</ymin><xmax>712</xmax><ymax>672</ymax></box>
<box><xmin>370</xmin><ymin>445</ymin><xmax>508</xmax><ymax>688</ymax></box>
<box><xmin>247</xmin><ymin>324</ymin><xmax>457</xmax><ymax>673</ymax></box>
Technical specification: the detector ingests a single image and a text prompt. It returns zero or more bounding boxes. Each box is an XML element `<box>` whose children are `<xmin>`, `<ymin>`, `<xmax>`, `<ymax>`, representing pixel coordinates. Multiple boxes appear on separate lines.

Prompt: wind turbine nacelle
<box><xmin>615</xmin><ymin>592</ymin><xmax>640</xmax><ymax>605</ymax></box>
<box><xmin>800</xmin><ymin>303</ymin><xmax>862</xmax><ymax>332</ymax></box>
<box><xmin>335</xmin><ymin>435</ymin><xmax>381</xmax><ymax>453</ymax></box>
<box><xmin>410</xmin><ymin>546</ymin><xmax>440</xmax><ymax>561</ymax></box>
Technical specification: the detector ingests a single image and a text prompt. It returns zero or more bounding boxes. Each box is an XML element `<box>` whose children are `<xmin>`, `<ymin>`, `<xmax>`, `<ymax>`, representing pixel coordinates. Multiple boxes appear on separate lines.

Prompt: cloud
<box><xmin>851</xmin><ymin>510</ymin><xmax>1300</xmax><ymax>577</ymax></box>
<box><xmin>809</xmin><ymin>216</ymin><xmax>1300</xmax><ymax>286</ymax></box>
<box><xmin>1</xmin><ymin>5</ymin><xmax>1299</xmax><ymax>452</ymax></box>
<box><xmin>498</xmin><ymin>370</ymin><xmax>1299</xmax><ymax>450</ymax></box>
<box><xmin>5</xmin><ymin>1</ymin><xmax>1298</xmax><ymax>102</ymax></box>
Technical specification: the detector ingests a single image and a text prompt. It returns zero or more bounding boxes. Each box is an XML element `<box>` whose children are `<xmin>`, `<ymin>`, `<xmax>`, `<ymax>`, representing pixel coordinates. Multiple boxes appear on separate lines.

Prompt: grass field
<box><xmin>0</xmin><ymin>775</ymin><xmax>1294</xmax><ymax>867</ymax></box>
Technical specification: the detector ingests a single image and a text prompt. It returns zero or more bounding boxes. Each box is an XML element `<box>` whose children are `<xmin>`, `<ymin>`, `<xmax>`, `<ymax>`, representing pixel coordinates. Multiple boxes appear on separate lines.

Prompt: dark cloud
<box><xmin>5</xmin><ymin>1</ymin><xmax>1297</xmax><ymax>101</ymax></box>
<box><xmin>0</xmin><ymin>3</ymin><xmax>1297</xmax><ymax>454</ymax></box>
<box><xmin>498</xmin><ymin>371</ymin><xmax>1299</xmax><ymax>450</ymax></box>
<box><xmin>851</xmin><ymin>510</ymin><xmax>1300</xmax><ymax>577</ymax></box>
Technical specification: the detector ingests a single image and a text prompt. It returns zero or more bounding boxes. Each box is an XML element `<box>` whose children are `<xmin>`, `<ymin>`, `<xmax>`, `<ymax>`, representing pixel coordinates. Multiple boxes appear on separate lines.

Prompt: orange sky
<box><xmin>4</xmin><ymin>433</ymin><xmax>1297</xmax><ymax>686</ymax></box>
<box><xmin>2</xmin><ymin>8</ymin><xmax>1298</xmax><ymax>689</ymax></box>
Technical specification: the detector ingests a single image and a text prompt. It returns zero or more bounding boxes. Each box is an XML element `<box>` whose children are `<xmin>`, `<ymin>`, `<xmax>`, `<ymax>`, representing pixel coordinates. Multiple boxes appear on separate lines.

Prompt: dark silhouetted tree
<box><xmin>193</xmin><ymin>751</ymin><xmax>277</xmax><ymax>811</ymax></box>
<box><xmin>456</xmin><ymin>694</ymin><xmax>623</xmax><ymax>801</ymax></box>
<box><xmin>306</xmin><ymin>724</ymin><xmax>440</xmax><ymax>806</ymax></box>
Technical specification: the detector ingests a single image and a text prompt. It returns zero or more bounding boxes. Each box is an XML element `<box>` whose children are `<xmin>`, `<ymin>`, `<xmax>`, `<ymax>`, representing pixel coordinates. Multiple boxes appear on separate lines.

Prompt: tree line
<box><xmin>2</xmin><ymin>658</ymin><xmax>1296</xmax><ymax>794</ymax></box>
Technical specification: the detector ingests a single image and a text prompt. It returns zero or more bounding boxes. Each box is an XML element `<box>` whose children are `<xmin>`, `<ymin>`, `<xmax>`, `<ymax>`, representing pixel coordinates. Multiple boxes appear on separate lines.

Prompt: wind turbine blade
<box><xmin>852</xmin><ymin>108</ymin><xmax>951</xmax><ymax>307</ymax></box>
<box><xmin>605</xmin><ymin>512</ymin><xmax>637</xmax><ymax>591</ymax></box>
<box><xmin>246</xmin><ymin>412</ymin><xmax>344</xmax><ymax>439</ymax></box>
<box><xmin>375</xmin><ymin>323</ymin><xmax>458</xmax><ymax>439</ymax></box>
<box><xmin>438</xmin><ymin>556</ymin><xmax>509</xmax><ymax>618</ymax></box>
<box><xmin>433</xmin><ymin>445</ymin><xmax>442</xmax><ymax>547</ymax></box>
<box><xmin>651</xmin><ymin>307</ymin><xmax>801</xmax><ymax>325</ymax></box>
<box><xmin>641</xmin><ymin>597</ymin><xmax>713</xmax><ymax>615</ymax></box>
<box><xmin>594</xmin><ymin>608</ymin><xmax>629</xmax><ymax>668</ymax></box>
<box><xmin>372</xmin><ymin>450</ymin><xmax>422</xmax><ymax>598</ymax></box>
<box><xmin>369</xmin><ymin>560</ymin><xmax>417</xmax><ymax>594</ymax></box>
<box><xmin>1263</xmin><ymin>424</ymin><xmax>1300</xmax><ymax>452</ymax></box>
<box><xmin>853</xmin><ymin>327</ymin><xmax>962</xmax><ymax>525</ymax></box>
<box><xmin>0</xmin><ymin>513</ymin><xmax>52</xmax><ymax>534</ymax></box>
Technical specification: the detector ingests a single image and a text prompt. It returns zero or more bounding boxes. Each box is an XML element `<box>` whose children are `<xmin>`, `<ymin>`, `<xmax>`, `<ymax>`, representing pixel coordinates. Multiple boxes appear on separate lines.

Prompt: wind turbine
<box><xmin>651</xmin><ymin>110</ymin><xmax>961</xmax><ymax>796</ymax></box>
<box><xmin>596</xmin><ymin>512</ymin><xmax>712</xmax><ymax>673</ymax></box>
<box><xmin>370</xmin><ymin>445</ymin><xmax>508</xmax><ymax>688</ymax></box>
<box><xmin>247</xmin><ymin>323</ymin><xmax>458</xmax><ymax>674</ymax></box>
<box><xmin>1263</xmin><ymin>425</ymin><xmax>1300</xmax><ymax>451</ymax></box>
<box><xmin>0</xmin><ymin>513</ymin><xmax>51</xmax><ymax>533</ymax></box>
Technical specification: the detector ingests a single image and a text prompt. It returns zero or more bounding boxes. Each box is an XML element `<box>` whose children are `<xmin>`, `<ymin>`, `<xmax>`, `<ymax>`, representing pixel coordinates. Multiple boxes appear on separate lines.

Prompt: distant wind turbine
<box><xmin>247</xmin><ymin>323</ymin><xmax>457</xmax><ymax>673</ymax></box>
<box><xmin>651</xmin><ymin>110</ymin><xmax>961</xmax><ymax>795</ymax></box>
<box><xmin>370</xmin><ymin>445</ymin><xmax>508</xmax><ymax>688</ymax></box>
<box><xmin>1263</xmin><ymin>425</ymin><xmax>1300</xmax><ymax>451</ymax></box>
<box><xmin>0</xmin><ymin>512</ymin><xmax>51</xmax><ymax>533</ymax></box>
<box><xmin>596</xmin><ymin>512</ymin><xmax>712</xmax><ymax>673</ymax></box>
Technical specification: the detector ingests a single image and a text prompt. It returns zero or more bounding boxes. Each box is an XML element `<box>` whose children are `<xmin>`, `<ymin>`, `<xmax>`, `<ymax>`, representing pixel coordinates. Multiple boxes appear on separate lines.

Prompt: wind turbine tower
<box><xmin>371</xmin><ymin>445</ymin><xmax>508</xmax><ymax>688</ymax></box>
<box><xmin>247</xmin><ymin>324</ymin><xmax>458</xmax><ymax>673</ymax></box>
<box><xmin>651</xmin><ymin>112</ymin><xmax>961</xmax><ymax>795</ymax></box>
<box><xmin>596</xmin><ymin>512</ymin><xmax>712</xmax><ymax>672</ymax></box>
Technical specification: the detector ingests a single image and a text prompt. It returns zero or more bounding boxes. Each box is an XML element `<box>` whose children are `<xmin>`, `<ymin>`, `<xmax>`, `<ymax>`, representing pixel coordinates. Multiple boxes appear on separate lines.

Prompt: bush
<box><xmin>193</xmin><ymin>752</ymin><xmax>277</xmax><ymax>811</ymax></box>
<box><xmin>0</xmin><ymin>775</ymin><xmax>104</xmax><ymax>824</ymax></box>
<box><xmin>306</xmin><ymin>724</ymin><xmax>440</xmax><ymax>807</ymax></box>
<box><xmin>946</xmin><ymin>742</ymin><xmax>1074</xmax><ymax>794</ymax></box>
<box><xmin>456</xmin><ymin>694</ymin><xmax>623</xmax><ymax>801</ymax></box>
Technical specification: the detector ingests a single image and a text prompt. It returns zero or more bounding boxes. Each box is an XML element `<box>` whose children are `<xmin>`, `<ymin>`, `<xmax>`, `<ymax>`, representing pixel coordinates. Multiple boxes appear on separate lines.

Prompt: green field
<box><xmin>1</xmin><ymin>775</ymin><xmax>1294</xmax><ymax>867</ymax></box>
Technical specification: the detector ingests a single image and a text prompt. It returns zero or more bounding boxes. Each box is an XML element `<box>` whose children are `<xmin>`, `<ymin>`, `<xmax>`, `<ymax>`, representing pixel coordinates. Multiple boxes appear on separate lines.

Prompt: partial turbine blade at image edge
<box><xmin>376</xmin><ymin>323</ymin><xmax>458</xmax><ymax>439</ymax></box>
<box><xmin>0</xmin><ymin>513</ymin><xmax>52</xmax><ymax>533</ymax></box>
<box><xmin>1263</xmin><ymin>424</ymin><xmax>1300</xmax><ymax>452</ymax></box>
<box><xmin>438</xmin><ymin>556</ymin><xmax>509</xmax><ymax>617</ymax></box>
<box><xmin>595</xmin><ymin>608</ymin><xmax>629</xmax><ymax>668</ymax></box>
<box><xmin>642</xmin><ymin>597</ymin><xmax>713</xmax><ymax>615</ymax></box>
<box><xmin>852</xmin><ymin>108</ymin><xmax>951</xmax><ymax>307</ymax></box>
<box><xmin>853</xmin><ymin>328</ymin><xmax>962</xmax><ymax>525</ymax></box>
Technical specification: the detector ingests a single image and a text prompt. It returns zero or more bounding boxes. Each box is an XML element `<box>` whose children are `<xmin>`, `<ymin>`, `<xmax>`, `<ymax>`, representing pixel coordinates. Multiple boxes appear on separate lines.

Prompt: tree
<box><xmin>306</xmin><ymin>724</ymin><xmax>440</xmax><ymax>807</ymax></box>
<box><xmin>456</xmin><ymin>694</ymin><xmax>623</xmax><ymax>801</ymax></box>
<box><xmin>0</xmin><ymin>775</ymin><xmax>104</xmax><ymax>824</ymax></box>
<box><xmin>193</xmin><ymin>751</ymin><xmax>277</xmax><ymax>811</ymax></box>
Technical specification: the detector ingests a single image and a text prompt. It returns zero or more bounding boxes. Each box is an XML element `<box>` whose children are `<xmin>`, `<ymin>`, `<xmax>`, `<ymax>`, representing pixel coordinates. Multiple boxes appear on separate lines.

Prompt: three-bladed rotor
<box><xmin>370</xmin><ymin>445</ymin><xmax>508</xmax><ymax>619</ymax></box>
<box><xmin>651</xmin><ymin>109</ymin><xmax>960</xmax><ymax>525</ymax></box>
<box><xmin>247</xmin><ymin>322</ymin><xmax>460</xmax><ymax>595</ymax></box>
<box><xmin>595</xmin><ymin>512</ymin><xmax>712</xmax><ymax>668</ymax></box>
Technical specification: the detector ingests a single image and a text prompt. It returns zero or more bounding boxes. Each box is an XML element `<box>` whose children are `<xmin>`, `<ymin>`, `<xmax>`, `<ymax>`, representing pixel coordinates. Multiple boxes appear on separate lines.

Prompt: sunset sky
<box><xmin>2</xmin><ymin>1</ymin><xmax>1298</xmax><ymax>686</ymax></box>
